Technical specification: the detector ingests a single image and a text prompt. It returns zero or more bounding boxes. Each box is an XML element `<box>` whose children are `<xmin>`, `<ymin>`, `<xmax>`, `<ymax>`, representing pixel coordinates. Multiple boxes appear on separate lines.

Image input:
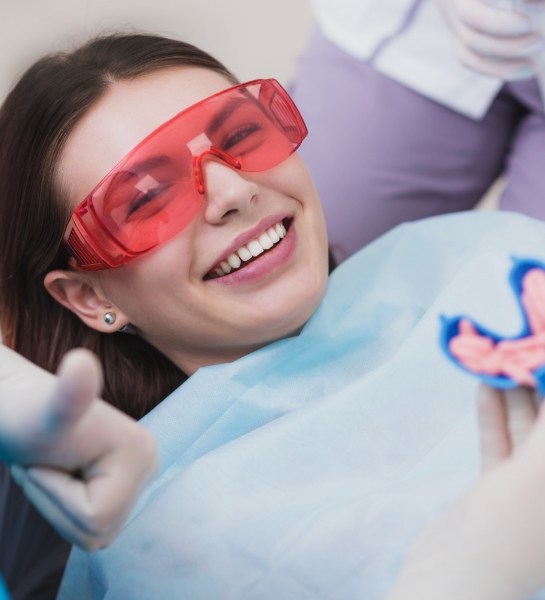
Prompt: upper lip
<box><xmin>205</xmin><ymin>213</ymin><xmax>290</xmax><ymax>275</ymax></box>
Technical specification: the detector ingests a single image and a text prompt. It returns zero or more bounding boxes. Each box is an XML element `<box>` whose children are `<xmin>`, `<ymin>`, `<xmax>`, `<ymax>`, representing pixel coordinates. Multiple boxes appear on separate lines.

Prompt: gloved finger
<box><xmin>477</xmin><ymin>385</ymin><xmax>510</xmax><ymax>472</ymax></box>
<box><xmin>454</xmin><ymin>39</ymin><xmax>535</xmax><ymax>78</ymax></box>
<box><xmin>503</xmin><ymin>386</ymin><xmax>540</xmax><ymax>451</ymax></box>
<box><xmin>10</xmin><ymin>464</ymin><xmax>117</xmax><ymax>550</ymax></box>
<box><xmin>516</xmin><ymin>399</ymin><xmax>545</xmax><ymax>460</ymax></box>
<box><xmin>455</xmin><ymin>20</ymin><xmax>544</xmax><ymax>58</ymax></box>
<box><xmin>46</xmin><ymin>349</ymin><xmax>103</xmax><ymax>438</ymax></box>
<box><xmin>456</xmin><ymin>0</ymin><xmax>532</xmax><ymax>36</ymax></box>
<box><xmin>11</xmin><ymin>425</ymin><xmax>157</xmax><ymax>549</ymax></box>
<box><xmin>0</xmin><ymin>348</ymin><xmax>103</xmax><ymax>459</ymax></box>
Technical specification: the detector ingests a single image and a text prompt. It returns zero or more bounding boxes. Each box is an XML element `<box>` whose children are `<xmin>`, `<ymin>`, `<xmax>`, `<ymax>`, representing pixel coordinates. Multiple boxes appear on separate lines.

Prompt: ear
<box><xmin>44</xmin><ymin>270</ymin><xmax>130</xmax><ymax>333</ymax></box>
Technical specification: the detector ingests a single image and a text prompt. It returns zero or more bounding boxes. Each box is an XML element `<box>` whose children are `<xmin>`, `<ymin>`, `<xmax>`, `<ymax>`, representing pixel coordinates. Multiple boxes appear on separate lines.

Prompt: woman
<box><xmin>2</xmin><ymin>32</ymin><xmax>545</xmax><ymax>599</ymax></box>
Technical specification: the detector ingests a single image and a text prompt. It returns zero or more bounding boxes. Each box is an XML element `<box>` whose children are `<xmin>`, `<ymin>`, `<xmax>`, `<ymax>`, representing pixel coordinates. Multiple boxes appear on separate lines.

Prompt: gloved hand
<box><xmin>436</xmin><ymin>0</ymin><xmax>545</xmax><ymax>79</ymax></box>
<box><xmin>387</xmin><ymin>385</ymin><xmax>545</xmax><ymax>600</ymax></box>
<box><xmin>0</xmin><ymin>344</ymin><xmax>158</xmax><ymax>550</ymax></box>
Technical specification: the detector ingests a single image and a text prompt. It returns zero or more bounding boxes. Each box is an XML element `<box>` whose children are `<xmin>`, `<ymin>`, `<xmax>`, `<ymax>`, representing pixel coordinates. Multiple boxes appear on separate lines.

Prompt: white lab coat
<box><xmin>311</xmin><ymin>0</ymin><xmax>543</xmax><ymax>119</ymax></box>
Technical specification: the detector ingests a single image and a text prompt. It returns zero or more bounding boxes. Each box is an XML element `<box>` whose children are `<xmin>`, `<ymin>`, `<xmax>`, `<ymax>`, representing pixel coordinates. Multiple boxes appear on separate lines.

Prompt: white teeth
<box><xmin>268</xmin><ymin>227</ymin><xmax>280</xmax><ymax>243</ymax></box>
<box><xmin>238</xmin><ymin>246</ymin><xmax>252</xmax><ymax>261</ymax></box>
<box><xmin>275</xmin><ymin>223</ymin><xmax>286</xmax><ymax>238</ymax></box>
<box><xmin>227</xmin><ymin>253</ymin><xmax>241</xmax><ymax>269</ymax></box>
<box><xmin>258</xmin><ymin>232</ymin><xmax>274</xmax><ymax>250</ymax></box>
<box><xmin>247</xmin><ymin>240</ymin><xmax>264</xmax><ymax>257</ymax></box>
<box><xmin>210</xmin><ymin>220</ymin><xmax>288</xmax><ymax>279</ymax></box>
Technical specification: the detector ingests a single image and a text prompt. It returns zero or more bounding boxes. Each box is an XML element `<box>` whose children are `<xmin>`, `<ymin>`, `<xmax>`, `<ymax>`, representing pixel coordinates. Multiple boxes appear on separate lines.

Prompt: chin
<box><xmin>265</xmin><ymin>280</ymin><xmax>326</xmax><ymax>338</ymax></box>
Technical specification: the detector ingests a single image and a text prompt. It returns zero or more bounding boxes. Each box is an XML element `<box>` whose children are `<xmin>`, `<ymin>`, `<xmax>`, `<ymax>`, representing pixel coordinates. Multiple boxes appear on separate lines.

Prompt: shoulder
<box><xmin>327</xmin><ymin>211</ymin><xmax>545</xmax><ymax>302</ymax></box>
<box><xmin>345</xmin><ymin>211</ymin><xmax>545</xmax><ymax>270</ymax></box>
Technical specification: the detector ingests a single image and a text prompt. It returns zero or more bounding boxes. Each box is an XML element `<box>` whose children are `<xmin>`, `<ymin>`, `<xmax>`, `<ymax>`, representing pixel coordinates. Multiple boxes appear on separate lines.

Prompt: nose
<box><xmin>200</xmin><ymin>156</ymin><xmax>259</xmax><ymax>225</ymax></box>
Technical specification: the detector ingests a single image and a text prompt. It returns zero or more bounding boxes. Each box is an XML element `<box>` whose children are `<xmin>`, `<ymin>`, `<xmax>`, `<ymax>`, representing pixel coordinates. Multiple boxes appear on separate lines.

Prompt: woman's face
<box><xmin>57</xmin><ymin>67</ymin><xmax>329</xmax><ymax>374</ymax></box>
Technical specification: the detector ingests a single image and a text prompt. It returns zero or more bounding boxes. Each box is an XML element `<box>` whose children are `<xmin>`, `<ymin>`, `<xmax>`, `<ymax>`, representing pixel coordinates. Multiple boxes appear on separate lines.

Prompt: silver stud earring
<box><xmin>103</xmin><ymin>312</ymin><xmax>116</xmax><ymax>325</ymax></box>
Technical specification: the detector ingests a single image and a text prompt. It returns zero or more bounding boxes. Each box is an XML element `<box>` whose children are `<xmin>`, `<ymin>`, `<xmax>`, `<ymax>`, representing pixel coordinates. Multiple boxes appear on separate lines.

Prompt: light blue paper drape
<box><xmin>59</xmin><ymin>211</ymin><xmax>545</xmax><ymax>599</ymax></box>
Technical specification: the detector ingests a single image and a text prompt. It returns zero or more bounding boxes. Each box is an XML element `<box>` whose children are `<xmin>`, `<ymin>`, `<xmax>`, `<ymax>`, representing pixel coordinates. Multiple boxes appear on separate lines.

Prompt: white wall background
<box><xmin>0</xmin><ymin>0</ymin><xmax>314</xmax><ymax>102</ymax></box>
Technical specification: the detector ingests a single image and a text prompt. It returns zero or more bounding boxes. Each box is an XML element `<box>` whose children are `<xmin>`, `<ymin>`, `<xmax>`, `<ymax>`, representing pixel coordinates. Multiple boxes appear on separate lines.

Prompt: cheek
<box><xmin>97</xmin><ymin>239</ymin><xmax>194</xmax><ymax>311</ymax></box>
<box><xmin>284</xmin><ymin>158</ymin><xmax>325</xmax><ymax>223</ymax></box>
<box><xmin>266</xmin><ymin>157</ymin><xmax>329</xmax><ymax>266</ymax></box>
<box><xmin>273</xmin><ymin>154</ymin><xmax>316</xmax><ymax>195</ymax></box>
<box><xmin>133</xmin><ymin>226</ymin><xmax>197</xmax><ymax>277</ymax></box>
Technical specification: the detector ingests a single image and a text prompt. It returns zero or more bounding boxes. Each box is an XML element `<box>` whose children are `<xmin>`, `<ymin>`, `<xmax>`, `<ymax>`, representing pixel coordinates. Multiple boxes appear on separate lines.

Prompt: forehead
<box><xmin>58</xmin><ymin>67</ymin><xmax>234</xmax><ymax>207</ymax></box>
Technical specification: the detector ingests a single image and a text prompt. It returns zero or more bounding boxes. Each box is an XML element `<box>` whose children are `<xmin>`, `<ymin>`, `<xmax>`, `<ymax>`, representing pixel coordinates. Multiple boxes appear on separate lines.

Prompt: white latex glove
<box><xmin>0</xmin><ymin>344</ymin><xmax>158</xmax><ymax>550</ymax></box>
<box><xmin>436</xmin><ymin>0</ymin><xmax>545</xmax><ymax>79</ymax></box>
<box><xmin>387</xmin><ymin>385</ymin><xmax>545</xmax><ymax>600</ymax></box>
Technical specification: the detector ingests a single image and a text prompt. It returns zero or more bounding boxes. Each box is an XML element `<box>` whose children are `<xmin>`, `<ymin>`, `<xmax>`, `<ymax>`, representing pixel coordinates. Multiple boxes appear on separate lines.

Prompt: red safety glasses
<box><xmin>64</xmin><ymin>78</ymin><xmax>307</xmax><ymax>270</ymax></box>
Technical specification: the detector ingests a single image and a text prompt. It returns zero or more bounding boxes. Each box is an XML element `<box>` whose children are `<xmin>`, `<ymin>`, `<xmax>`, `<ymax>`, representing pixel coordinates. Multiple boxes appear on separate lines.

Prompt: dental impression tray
<box><xmin>440</xmin><ymin>258</ymin><xmax>545</xmax><ymax>395</ymax></box>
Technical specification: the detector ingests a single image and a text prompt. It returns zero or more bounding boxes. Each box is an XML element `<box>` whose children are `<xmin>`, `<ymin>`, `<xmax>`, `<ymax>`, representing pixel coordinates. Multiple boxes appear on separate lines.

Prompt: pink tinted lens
<box><xmin>66</xmin><ymin>79</ymin><xmax>307</xmax><ymax>268</ymax></box>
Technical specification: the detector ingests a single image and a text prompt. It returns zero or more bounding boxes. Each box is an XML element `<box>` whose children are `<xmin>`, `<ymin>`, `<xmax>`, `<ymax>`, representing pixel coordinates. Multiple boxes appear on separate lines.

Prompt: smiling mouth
<box><xmin>204</xmin><ymin>218</ymin><xmax>292</xmax><ymax>280</ymax></box>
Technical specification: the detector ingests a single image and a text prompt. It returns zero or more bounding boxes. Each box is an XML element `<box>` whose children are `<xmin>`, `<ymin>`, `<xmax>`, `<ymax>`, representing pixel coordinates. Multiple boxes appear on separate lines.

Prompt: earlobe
<box><xmin>43</xmin><ymin>270</ymin><xmax>129</xmax><ymax>333</ymax></box>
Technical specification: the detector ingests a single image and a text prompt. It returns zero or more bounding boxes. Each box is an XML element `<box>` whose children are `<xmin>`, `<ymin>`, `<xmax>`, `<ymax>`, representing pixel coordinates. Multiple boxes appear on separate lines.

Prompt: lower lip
<box><xmin>206</xmin><ymin>224</ymin><xmax>297</xmax><ymax>287</ymax></box>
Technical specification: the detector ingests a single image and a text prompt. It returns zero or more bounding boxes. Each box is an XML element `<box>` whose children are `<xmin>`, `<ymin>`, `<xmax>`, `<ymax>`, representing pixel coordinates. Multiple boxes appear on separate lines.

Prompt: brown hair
<box><xmin>0</xmin><ymin>32</ymin><xmax>237</xmax><ymax>419</ymax></box>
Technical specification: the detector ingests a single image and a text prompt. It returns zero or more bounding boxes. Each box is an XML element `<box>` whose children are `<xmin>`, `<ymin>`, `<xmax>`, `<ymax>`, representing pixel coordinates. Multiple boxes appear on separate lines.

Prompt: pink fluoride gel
<box><xmin>449</xmin><ymin>268</ymin><xmax>545</xmax><ymax>387</ymax></box>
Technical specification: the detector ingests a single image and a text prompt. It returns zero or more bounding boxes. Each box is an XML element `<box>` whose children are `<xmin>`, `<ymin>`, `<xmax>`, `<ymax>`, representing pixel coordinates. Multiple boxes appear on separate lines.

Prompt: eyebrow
<box><xmin>101</xmin><ymin>154</ymin><xmax>173</xmax><ymax>215</ymax></box>
<box><xmin>118</xmin><ymin>154</ymin><xmax>173</xmax><ymax>180</ymax></box>
<box><xmin>108</xmin><ymin>94</ymin><xmax>253</xmax><ymax>182</ymax></box>
<box><xmin>206</xmin><ymin>96</ymin><xmax>251</xmax><ymax>136</ymax></box>
<box><xmin>100</xmin><ymin>92</ymin><xmax>255</xmax><ymax>205</ymax></box>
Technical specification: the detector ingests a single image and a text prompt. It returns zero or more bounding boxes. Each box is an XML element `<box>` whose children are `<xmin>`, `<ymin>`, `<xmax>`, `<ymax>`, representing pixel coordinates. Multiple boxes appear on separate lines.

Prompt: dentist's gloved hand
<box><xmin>0</xmin><ymin>344</ymin><xmax>158</xmax><ymax>550</ymax></box>
<box><xmin>387</xmin><ymin>385</ymin><xmax>545</xmax><ymax>600</ymax></box>
<box><xmin>436</xmin><ymin>0</ymin><xmax>545</xmax><ymax>79</ymax></box>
